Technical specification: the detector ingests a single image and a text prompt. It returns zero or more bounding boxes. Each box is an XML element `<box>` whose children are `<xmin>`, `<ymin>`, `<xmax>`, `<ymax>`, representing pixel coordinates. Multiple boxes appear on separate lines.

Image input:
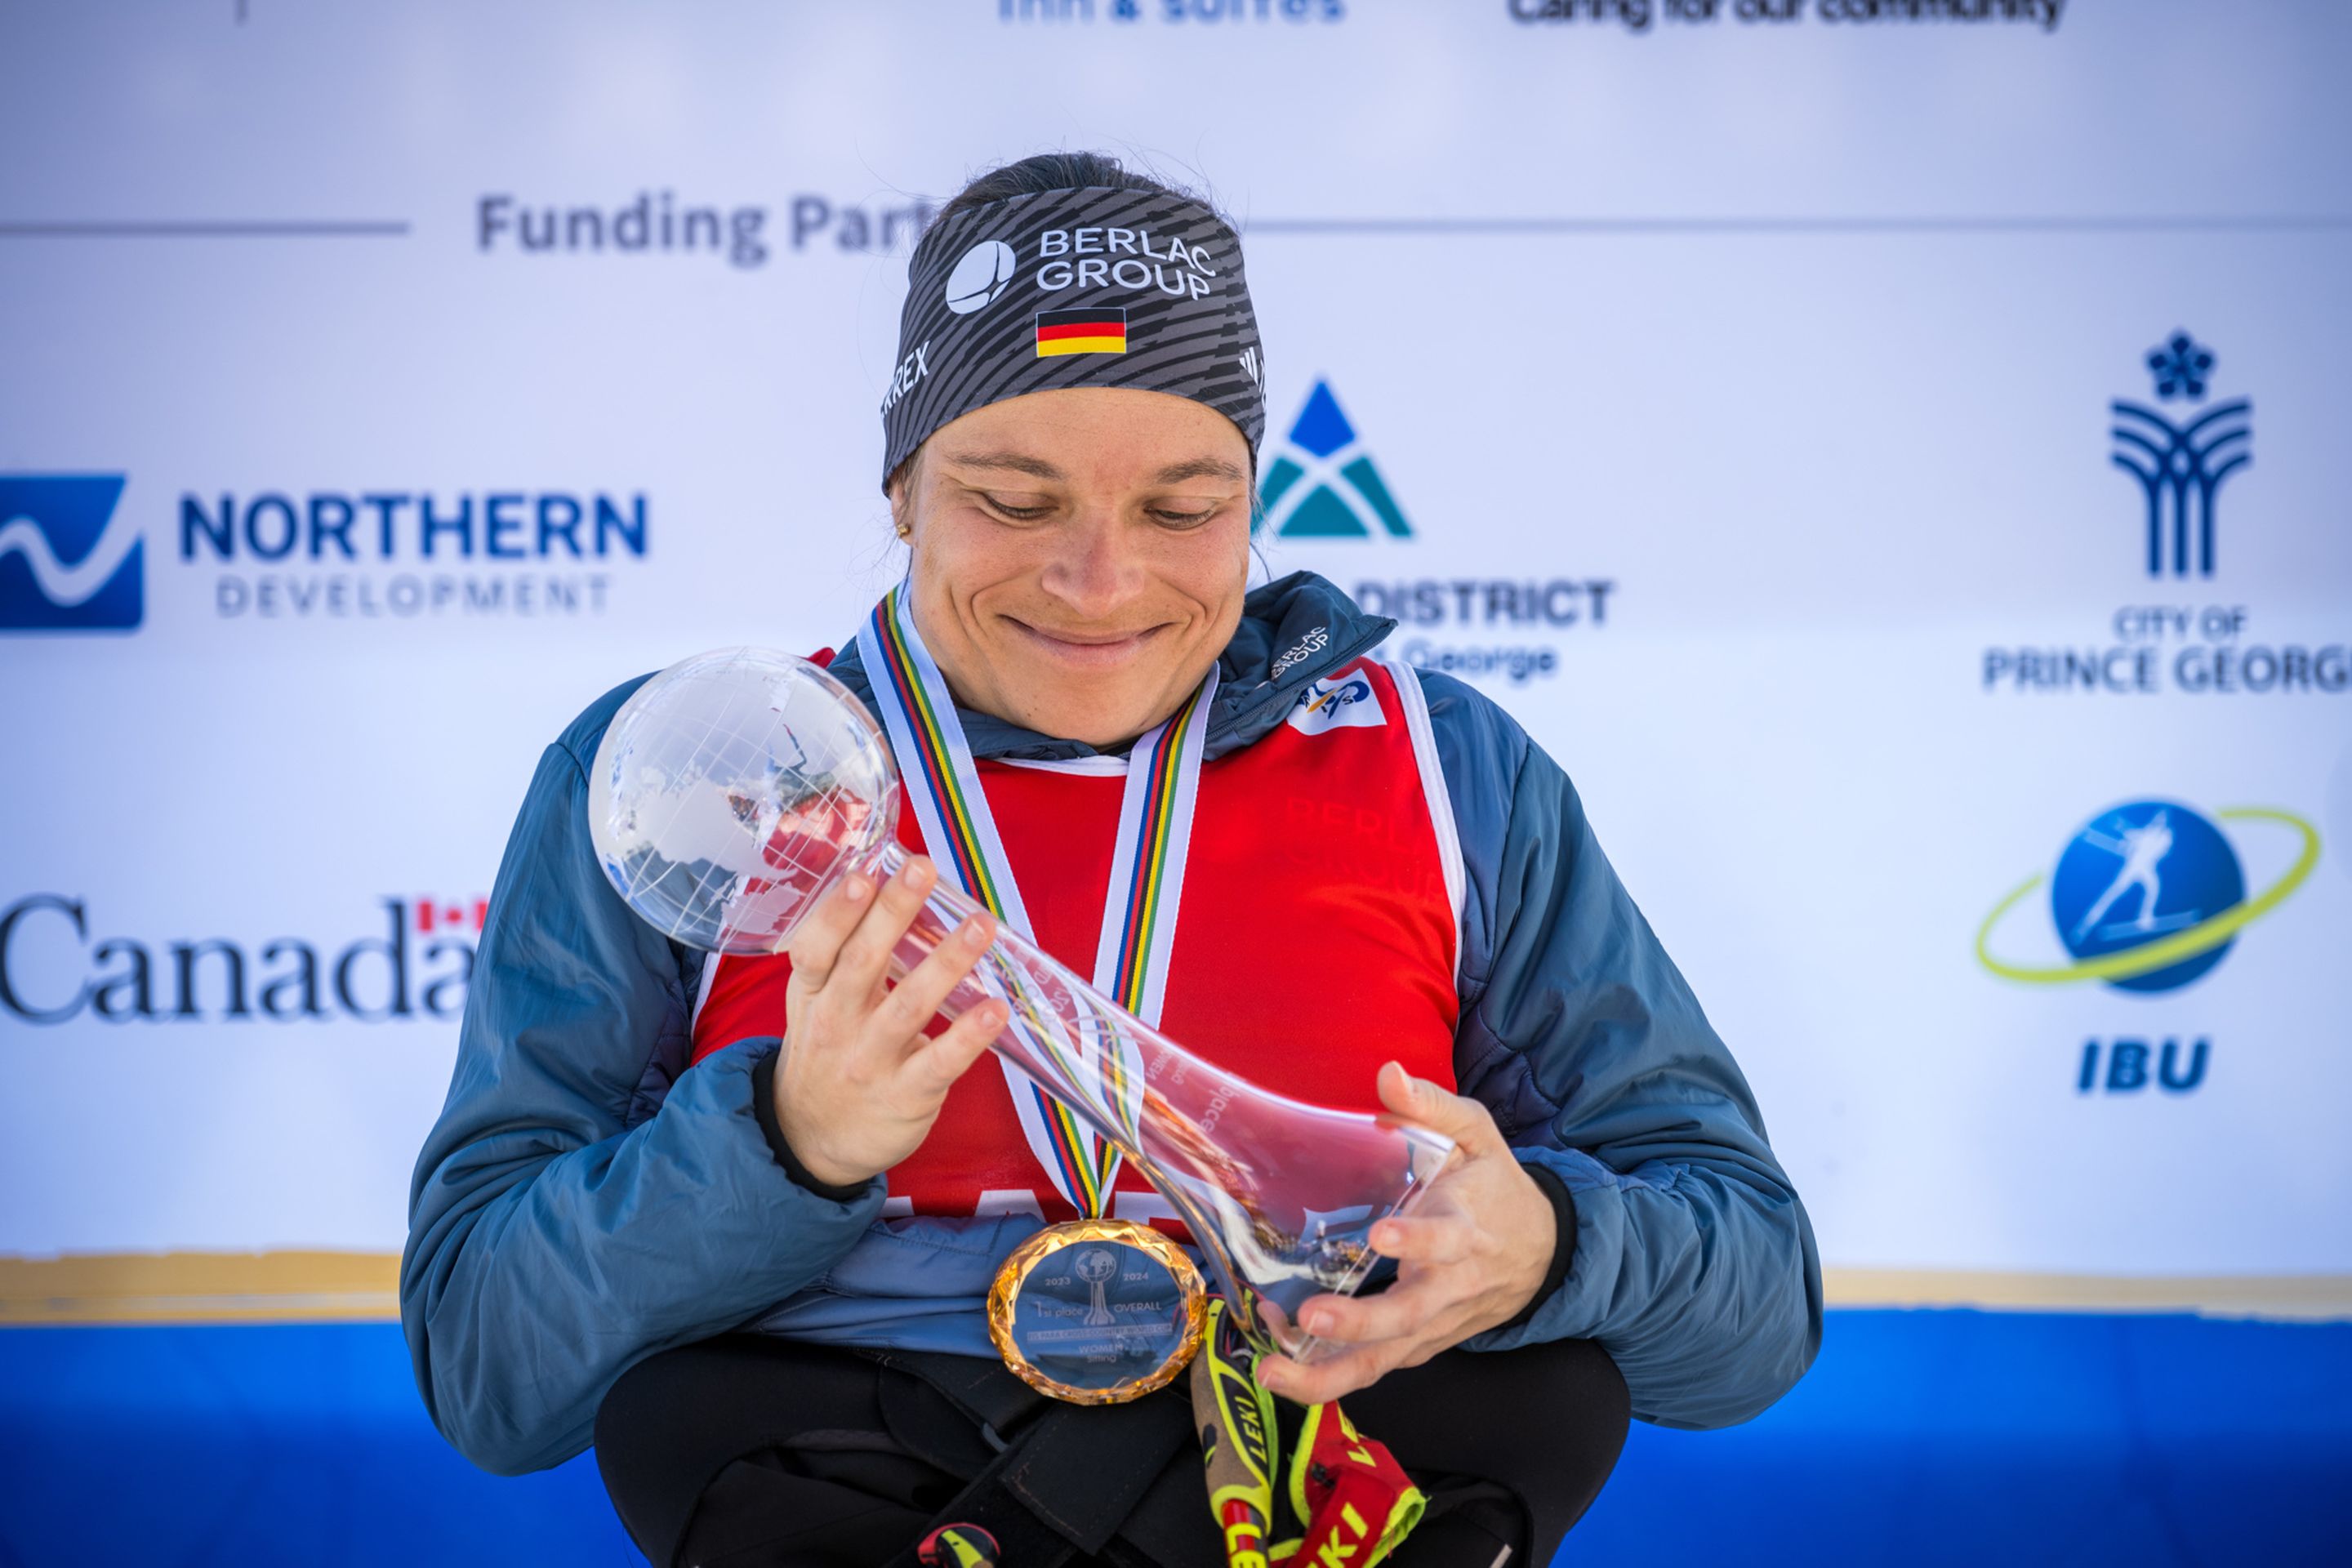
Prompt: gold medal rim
<box><xmin>986</xmin><ymin>1217</ymin><xmax>1208</xmax><ymax>1405</ymax></box>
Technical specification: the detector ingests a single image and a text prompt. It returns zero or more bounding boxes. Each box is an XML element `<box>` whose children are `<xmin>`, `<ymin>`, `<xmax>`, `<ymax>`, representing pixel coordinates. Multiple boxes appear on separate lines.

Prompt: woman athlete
<box><xmin>402</xmin><ymin>152</ymin><xmax>1820</xmax><ymax>1568</ymax></box>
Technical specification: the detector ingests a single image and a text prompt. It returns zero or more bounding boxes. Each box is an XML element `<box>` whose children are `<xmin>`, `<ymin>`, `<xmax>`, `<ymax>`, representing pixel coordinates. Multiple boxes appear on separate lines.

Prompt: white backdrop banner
<box><xmin>2</xmin><ymin>0</ymin><xmax>2347</xmax><ymax>1307</ymax></box>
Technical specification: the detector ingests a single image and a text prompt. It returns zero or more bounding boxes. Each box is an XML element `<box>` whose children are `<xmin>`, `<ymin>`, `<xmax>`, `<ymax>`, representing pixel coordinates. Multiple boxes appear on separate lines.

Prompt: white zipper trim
<box><xmin>688</xmin><ymin>947</ymin><xmax>719</xmax><ymax>1033</ymax></box>
<box><xmin>991</xmin><ymin>754</ymin><xmax>1130</xmax><ymax>776</ymax></box>
<box><xmin>1380</xmin><ymin>654</ymin><xmax>1466</xmax><ymax>993</ymax></box>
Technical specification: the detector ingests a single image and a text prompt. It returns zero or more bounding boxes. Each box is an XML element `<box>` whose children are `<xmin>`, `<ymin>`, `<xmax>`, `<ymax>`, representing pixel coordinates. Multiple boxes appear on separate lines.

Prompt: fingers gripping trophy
<box><xmin>586</xmin><ymin>644</ymin><xmax>1457</xmax><ymax>1405</ymax></box>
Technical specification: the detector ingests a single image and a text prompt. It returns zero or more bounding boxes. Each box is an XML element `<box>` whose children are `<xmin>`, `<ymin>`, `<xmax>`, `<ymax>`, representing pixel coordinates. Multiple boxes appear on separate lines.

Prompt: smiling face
<box><xmin>889</xmin><ymin>387</ymin><xmax>1254</xmax><ymax>747</ymax></box>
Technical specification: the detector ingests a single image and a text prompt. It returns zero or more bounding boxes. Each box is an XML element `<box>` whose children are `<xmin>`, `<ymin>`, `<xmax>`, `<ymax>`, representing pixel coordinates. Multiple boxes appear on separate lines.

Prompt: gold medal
<box><xmin>987</xmin><ymin>1217</ymin><xmax>1207</xmax><ymax>1405</ymax></box>
<box><xmin>862</xmin><ymin>590</ymin><xmax>1214</xmax><ymax>1405</ymax></box>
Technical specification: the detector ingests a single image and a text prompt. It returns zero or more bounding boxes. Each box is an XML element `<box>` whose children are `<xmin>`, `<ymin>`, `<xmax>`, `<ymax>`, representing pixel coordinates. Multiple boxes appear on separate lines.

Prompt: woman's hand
<box><xmin>770</xmin><ymin>855</ymin><xmax>1008</xmax><ymax>1188</ymax></box>
<box><xmin>1254</xmin><ymin>1062</ymin><xmax>1559</xmax><ymax>1406</ymax></box>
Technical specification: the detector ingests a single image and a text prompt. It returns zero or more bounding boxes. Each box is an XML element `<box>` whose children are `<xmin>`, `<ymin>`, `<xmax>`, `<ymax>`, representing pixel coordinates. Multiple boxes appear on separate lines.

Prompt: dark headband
<box><xmin>880</xmin><ymin>185</ymin><xmax>1266</xmax><ymax>488</ymax></box>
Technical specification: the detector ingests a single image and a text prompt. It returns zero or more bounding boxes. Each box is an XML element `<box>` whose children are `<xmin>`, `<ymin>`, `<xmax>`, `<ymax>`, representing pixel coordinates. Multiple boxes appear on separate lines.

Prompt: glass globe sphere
<box><xmin>586</xmin><ymin>648</ymin><xmax>899</xmax><ymax>955</ymax></box>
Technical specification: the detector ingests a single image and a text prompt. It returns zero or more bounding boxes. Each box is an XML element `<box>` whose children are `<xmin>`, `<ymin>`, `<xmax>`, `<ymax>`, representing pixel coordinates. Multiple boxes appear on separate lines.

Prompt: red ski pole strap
<box><xmin>1287</xmin><ymin>1401</ymin><xmax>1426</xmax><ymax>1568</ymax></box>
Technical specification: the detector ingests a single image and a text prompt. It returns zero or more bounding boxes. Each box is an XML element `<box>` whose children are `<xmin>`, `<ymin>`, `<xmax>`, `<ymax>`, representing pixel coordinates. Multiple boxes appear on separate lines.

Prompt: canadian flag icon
<box><xmin>415</xmin><ymin>898</ymin><xmax>488</xmax><ymax>935</ymax></box>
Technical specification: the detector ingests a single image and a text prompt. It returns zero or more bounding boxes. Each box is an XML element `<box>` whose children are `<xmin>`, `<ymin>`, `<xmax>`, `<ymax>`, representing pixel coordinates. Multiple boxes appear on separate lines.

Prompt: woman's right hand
<box><xmin>769</xmin><ymin>854</ymin><xmax>1007</xmax><ymax>1189</ymax></box>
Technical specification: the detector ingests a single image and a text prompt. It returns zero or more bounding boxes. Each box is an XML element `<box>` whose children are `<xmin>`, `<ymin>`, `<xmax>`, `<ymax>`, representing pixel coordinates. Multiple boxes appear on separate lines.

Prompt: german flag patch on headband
<box><xmin>1036</xmin><ymin>306</ymin><xmax>1129</xmax><ymax>357</ymax></box>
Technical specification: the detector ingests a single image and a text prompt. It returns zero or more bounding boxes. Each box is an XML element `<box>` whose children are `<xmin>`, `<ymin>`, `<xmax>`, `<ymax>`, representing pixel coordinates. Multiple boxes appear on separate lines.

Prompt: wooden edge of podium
<box><xmin>0</xmin><ymin>1250</ymin><xmax>400</xmax><ymax>1325</ymax></box>
<box><xmin>1821</xmin><ymin>1267</ymin><xmax>2352</xmax><ymax>1322</ymax></box>
<box><xmin>3</xmin><ymin>1252</ymin><xmax>2348</xmax><ymax>1325</ymax></box>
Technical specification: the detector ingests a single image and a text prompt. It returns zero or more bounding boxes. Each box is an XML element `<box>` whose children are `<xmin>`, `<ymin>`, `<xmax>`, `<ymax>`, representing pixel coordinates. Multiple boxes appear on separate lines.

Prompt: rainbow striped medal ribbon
<box><xmin>858</xmin><ymin>586</ymin><xmax>1218</xmax><ymax>1403</ymax></box>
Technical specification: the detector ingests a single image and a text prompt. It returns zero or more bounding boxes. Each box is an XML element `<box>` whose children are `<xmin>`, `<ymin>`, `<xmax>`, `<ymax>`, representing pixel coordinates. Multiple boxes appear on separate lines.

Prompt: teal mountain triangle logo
<box><xmin>1254</xmin><ymin>381</ymin><xmax>1412</xmax><ymax>541</ymax></box>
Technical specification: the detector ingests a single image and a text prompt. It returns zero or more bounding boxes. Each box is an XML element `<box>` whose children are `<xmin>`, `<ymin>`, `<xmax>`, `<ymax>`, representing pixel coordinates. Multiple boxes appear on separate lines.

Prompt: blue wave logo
<box><xmin>0</xmin><ymin>475</ymin><xmax>141</xmax><ymax>631</ymax></box>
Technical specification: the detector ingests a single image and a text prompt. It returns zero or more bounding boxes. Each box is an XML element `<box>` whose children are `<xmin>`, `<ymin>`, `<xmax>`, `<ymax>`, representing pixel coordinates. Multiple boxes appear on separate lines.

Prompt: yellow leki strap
<box><xmin>1192</xmin><ymin>1296</ymin><xmax>1427</xmax><ymax>1568</ymax></box>
<box><xmin>1192</xmin><ymin>1298</ymin><xmax>1281</xmax><ymax>1568</ymax></box>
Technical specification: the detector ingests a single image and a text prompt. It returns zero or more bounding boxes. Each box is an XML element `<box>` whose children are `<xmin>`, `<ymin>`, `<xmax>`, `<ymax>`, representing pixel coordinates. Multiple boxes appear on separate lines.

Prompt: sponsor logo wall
<box><xmin>2</xmin><ymin>0</ymin><xmax>2346</xmax><ymax>1308</ymax></box>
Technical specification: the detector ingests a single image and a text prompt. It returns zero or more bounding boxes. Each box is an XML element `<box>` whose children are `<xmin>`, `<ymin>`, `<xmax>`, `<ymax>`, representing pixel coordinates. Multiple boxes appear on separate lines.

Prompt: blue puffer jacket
<box><xmin>401</xmin><ymin>572</ymin><xmax>1821</xmax><ymax>1475</ymax></box>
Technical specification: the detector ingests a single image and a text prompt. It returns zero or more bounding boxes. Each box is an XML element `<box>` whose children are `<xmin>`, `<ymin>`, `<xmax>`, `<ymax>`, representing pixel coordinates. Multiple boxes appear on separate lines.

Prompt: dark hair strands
<box><xmin>933</xmin><ymin>150</ymin><xmax>1223</xmax><ymax>231</ymax></box>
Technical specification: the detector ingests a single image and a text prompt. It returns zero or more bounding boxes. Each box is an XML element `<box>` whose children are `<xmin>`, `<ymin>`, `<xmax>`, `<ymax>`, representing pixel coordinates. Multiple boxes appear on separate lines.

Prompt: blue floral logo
<box><xmin>2110</xmin><ymin>332</ymin><xmax>2251</xmax><ymax>577</ymax></box>
<box><xmin>2145</xmin><ymin>331</ymin><xmax>2214</xmax><ymax>401</ymax></box>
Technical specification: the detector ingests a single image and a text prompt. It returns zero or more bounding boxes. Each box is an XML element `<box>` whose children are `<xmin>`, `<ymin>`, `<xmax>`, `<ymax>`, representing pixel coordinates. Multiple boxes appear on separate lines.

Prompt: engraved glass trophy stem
<box><xmin>849</xmin><ymin>840</ymin><xmax>1454</xmax><ymax>1359</ymax></box>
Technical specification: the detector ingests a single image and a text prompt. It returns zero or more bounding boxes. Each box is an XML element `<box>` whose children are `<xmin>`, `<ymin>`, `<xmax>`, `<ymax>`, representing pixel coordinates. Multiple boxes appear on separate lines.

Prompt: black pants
<box><xmin>596</xmin><ymin>1334</ymin><xmax>1628</xmax><ymax>1568</ymax></box>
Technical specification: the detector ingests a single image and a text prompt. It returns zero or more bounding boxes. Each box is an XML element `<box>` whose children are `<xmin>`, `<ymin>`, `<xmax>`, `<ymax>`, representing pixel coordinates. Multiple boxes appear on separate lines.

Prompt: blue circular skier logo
<box><xmin>2049</xmin><ymin>801</ymin><xmax>2244</xmax><ymax>993</ymax></box>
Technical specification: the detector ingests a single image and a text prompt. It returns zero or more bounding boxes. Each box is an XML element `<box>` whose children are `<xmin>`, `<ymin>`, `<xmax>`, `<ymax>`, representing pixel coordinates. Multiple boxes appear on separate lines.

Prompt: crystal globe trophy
<box><xmin>586</xmin><ymin>647</ymin><xmax>1455</xmax><ymax>1393</ymax></box>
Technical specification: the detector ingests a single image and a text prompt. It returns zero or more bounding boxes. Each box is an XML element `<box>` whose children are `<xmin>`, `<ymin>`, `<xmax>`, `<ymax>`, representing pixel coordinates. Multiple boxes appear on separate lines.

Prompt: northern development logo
<box><xmin>1254</xmin><ymin>381</ymin><xmax>1412</xmax><ymax>541</ymax></box>
<box><xmin>0</xmin><ymin>475</ymin><xmax>140</xmax><ymax>631</ymax></box>
<box><xmin>2112</xmin><ymin>331</ymin><xmax>2252</xmax><ymax>578</ymax></box>
<box><xmin>1976</xmin><ymin>800</ymin><xmax>2319</xmax><ymax>995</ymax></box>
<box><xmin>6</xmin><ymin>476</ymin><xmax>652</xmax><ymax>629</ymax></box>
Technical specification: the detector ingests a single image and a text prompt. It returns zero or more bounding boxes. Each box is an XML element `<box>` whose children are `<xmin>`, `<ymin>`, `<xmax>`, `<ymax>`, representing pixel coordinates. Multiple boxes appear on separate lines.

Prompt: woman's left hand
<box><xmin>1253</xmin><ymin>1062</ymin><xmax>1560</xmax><ymax>1406</ymax></box>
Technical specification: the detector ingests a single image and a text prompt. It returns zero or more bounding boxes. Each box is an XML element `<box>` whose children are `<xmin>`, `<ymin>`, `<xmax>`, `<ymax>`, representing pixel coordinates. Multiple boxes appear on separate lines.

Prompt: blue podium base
<box><xmin>2</xmin><ymin>1310</ymin><xmax>2348</xmax><ymax>1566</ymax></box>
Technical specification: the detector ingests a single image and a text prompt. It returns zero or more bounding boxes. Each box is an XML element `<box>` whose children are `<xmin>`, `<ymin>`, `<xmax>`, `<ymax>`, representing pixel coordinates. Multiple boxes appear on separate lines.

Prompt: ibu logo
<box><xmin>0</xmin><ymin>475</ymin><xmax>140</xmax><ymax>631</ymax></box>
<box><xmin>2111</xmin><ymin>331</ymin><xmax>2252</xmax><ymax>577</ymax></box>
<box><xmin>2076</xmin><ymin>1037</ymin><xmax>2210</xmax><ymax>1097</ymax></box>
<box><xmin>2051</xmin><ymin>804</ymin><xmax>2244</xmax><ymax>993</ymax></box>
<box><xmin>1978</xmin><ymin>799</ymin><xmax>2319</xmax><ymax>996</ymax></box>
<box><xmin>1254</xmin><ymin>381</ymin><xmax>1412</xmax><ymax>541</ymax></box>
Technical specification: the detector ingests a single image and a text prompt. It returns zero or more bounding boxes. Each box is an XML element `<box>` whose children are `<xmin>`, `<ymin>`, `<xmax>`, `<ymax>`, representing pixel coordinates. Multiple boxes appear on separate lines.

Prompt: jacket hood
<box><xmin>823</xmin><ymin>569</ymin><xmax>1394</xmax><ymax>763</ymax></box>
